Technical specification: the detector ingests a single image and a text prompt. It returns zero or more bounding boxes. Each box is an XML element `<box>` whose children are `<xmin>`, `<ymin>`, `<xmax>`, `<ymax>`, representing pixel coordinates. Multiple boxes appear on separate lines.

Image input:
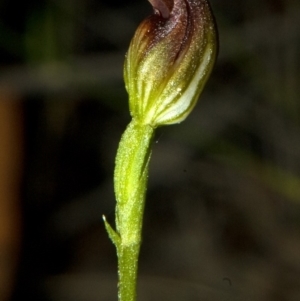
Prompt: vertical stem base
<box><xmin>118</xmin><ymin>244</ymin><xmax>139</xmax><ymax>301</ymax></box>
<box><xmin>105</xmin><ymin>119</ymin><xmax>155</xmax><ymax>301</ymax></box>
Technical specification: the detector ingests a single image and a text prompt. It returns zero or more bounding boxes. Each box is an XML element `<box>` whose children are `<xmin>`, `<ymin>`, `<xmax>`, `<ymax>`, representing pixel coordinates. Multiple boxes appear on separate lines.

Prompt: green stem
<box><xmin>104</xmin><ymin>119</ymin><xmax>155</xmax><ymax>301</ymax></box>
<box><xmin>117</xmin><ymin>244</ymin><xmax>139</xmax><ymax>301</ymax></box>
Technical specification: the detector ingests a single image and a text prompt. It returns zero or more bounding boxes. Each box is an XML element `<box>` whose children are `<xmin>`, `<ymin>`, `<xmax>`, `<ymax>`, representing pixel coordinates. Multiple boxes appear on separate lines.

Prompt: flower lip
<box><xmin>148</xmin><ymin>0</ymin><xmax>173</xmax><ymax>18</ymax></box>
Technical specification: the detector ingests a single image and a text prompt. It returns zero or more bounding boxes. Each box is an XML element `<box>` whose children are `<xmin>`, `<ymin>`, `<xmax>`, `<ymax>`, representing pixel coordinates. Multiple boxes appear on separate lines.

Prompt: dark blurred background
<box><xmin>0</xmin><ymin>0</ymin><xmax>300</xmax><ymax>300</ymax></box>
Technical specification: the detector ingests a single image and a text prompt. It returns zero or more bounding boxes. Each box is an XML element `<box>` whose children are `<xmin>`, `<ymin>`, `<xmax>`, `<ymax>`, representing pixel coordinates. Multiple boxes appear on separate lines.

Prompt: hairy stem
<box><xmin>104</xmin><ymin>120</ymin><xmax>155</xmax><ymax>301</ymax></box>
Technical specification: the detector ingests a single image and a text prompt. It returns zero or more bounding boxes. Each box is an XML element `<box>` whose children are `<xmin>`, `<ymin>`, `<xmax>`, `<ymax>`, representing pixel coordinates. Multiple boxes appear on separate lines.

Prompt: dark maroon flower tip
<box><xmin>148</xmin><ymin>0</ymin><xmax>173</xmax><ymax>18</ymax></box>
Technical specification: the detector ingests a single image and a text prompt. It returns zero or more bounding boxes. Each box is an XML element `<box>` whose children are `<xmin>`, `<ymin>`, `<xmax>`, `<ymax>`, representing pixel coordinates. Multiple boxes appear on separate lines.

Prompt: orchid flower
<box><xmin>104</xmin><ymin>1</ymin><xmax>218</xmax><ymax>300</ymax></box>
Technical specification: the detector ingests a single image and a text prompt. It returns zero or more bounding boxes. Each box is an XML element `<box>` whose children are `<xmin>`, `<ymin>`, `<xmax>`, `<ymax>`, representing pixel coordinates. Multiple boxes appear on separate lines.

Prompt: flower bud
<box><xmin>124</xmin><ymin>0</ymin><xmax>218</xmax><ymax>126</ymax></box>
